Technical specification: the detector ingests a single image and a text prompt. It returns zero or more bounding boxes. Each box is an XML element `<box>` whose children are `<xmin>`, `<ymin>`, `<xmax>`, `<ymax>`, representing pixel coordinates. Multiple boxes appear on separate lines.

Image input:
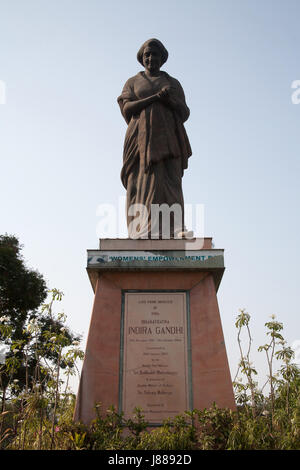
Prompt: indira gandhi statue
<box><xmin>118</xmin><ymin>38</ymin><xmax>193</xmax><ymax>239</ymax></box>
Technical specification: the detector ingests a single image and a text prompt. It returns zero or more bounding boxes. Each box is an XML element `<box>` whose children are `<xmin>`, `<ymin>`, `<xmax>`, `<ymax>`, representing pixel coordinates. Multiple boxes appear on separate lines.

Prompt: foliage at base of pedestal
<box><xmin>2</xmin><ymin>395</ymin><xmax>300</xmax><ymax>450</ymax></box>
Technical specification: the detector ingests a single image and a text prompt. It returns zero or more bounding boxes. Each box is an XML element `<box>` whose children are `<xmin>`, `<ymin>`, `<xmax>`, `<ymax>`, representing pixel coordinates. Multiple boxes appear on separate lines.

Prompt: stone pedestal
<box><xmin>74</xmin><ymin>238</ymin><xmax>235</xmax><ymax>425</ymax></box>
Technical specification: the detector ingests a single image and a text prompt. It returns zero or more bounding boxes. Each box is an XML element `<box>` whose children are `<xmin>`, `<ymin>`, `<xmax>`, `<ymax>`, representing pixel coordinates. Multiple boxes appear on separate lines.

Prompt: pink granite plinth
<box><xmin>74</xmin><ymin>269</ymin><xmax>235</xmax><ymax>424</ymax></box>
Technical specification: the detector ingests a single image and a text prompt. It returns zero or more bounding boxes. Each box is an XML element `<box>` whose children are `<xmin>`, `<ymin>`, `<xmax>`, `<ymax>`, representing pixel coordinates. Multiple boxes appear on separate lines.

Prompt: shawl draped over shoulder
<box><xmin>117</xmin><ymin>71</ymin><xmax>192</xmax><ymax>189</ymax></box>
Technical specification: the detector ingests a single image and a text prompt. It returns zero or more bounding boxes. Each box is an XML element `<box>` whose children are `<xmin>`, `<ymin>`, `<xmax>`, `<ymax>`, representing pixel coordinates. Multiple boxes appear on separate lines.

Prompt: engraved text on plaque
<box><xmin>121</xmin><ymin>292</ymin><xmax>190</xmax><ymax>423</ymax></box>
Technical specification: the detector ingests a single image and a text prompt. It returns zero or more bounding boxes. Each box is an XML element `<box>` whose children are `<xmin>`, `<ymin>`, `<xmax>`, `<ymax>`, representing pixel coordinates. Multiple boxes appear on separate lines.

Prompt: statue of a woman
<box><xmin>118</xmin><ymin>38</ymin><xmax>192</xmax><ymax>239</ymax></box>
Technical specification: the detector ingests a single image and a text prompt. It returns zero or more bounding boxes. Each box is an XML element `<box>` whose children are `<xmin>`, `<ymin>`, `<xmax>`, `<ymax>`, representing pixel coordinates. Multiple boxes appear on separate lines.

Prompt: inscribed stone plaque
<box><xmin>121</xmin><ymin>292</ymin><xmax>189</xmax><ymax>423</ymax></box>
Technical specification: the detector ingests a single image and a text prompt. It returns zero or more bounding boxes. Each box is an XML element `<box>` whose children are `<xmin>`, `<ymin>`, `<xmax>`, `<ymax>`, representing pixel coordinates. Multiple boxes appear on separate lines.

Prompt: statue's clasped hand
<box><xmin>157</xmin><ymin>86</ymin><xmax>172</xmax><ymax>102</ymax></box>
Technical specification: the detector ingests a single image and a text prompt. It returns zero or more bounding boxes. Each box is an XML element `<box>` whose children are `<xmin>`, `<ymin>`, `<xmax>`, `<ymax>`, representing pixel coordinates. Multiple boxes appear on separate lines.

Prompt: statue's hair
<box><xmin>137</xmin><ymin>38</ymin><xmax>168</xmax><ymax>66</ymax></box>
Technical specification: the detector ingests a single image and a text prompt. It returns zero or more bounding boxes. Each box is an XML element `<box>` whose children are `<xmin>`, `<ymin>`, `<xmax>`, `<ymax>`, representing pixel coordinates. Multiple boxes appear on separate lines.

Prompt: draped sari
<box><xmin>118</xmin><ymin>71</ymin><xmax>192</xmax><ymax>238</ymax></box>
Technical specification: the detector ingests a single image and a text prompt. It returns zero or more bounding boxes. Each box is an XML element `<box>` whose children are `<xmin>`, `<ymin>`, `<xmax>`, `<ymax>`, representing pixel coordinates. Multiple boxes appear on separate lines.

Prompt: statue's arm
<box><xmin>162</xmin><ymin>78</ymin><xmax>190</xmax><ymax>123</ymax></box>
<box><xmin>118</xmin><ymin>77</ymin><xmax>163</xmax><ymax>123</ymax></box>
<box><xmin>122</xmin><ymin>94</ymin><xmax>159</xmax><ymax>122</ymax></box>
<box><xmin>168</xmin><ymin>96</ymin><xmax>190</xmax><ymax>122</ymax></box>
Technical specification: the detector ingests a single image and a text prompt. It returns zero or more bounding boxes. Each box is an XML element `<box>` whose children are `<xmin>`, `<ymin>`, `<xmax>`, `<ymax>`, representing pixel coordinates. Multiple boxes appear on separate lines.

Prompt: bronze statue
<box><xmin>118</xmin><ymin>39</ymin><xmax>193</xmax><ymax>239</ymax></box>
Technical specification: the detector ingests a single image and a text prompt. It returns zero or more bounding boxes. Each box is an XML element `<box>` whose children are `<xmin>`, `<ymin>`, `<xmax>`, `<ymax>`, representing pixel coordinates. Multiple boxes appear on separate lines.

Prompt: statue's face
<box><xmin>142</xmin><ymin>46</ymin><xmax>162</xmax><ymax>74</ymax></box>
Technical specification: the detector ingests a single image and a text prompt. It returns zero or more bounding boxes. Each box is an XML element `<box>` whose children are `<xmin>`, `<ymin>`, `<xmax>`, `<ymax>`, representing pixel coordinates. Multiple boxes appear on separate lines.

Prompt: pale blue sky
<box><xmin>1</xmin><ymin>0</ymin><xmax>300</xmax><ymax>389</ymax></box>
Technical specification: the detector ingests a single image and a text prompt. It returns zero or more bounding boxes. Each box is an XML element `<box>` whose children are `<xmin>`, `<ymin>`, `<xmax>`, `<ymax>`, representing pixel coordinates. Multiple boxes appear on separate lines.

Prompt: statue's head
<box><xmin>137</xmin><ymin>39</ymin><xmax>168</xmax><ymax>74</ymax></box>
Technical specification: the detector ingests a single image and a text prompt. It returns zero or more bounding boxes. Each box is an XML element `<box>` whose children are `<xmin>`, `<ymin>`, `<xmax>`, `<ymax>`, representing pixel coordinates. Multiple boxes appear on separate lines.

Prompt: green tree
<box><xmin>0</xmin><ymin>234</ymin><xmax>47</xmax><ymax>337</ymax></box>
<box><xmin>0</xmin><ymin>235</ymin><xmax>80</xmax><ymax>411</ymax></box>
